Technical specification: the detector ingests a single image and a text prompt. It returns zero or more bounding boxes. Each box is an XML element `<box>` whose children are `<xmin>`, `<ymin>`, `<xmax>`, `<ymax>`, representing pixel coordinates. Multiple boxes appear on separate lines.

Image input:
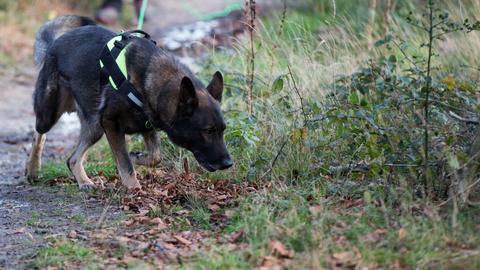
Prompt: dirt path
<box><xmin>0</xmin><ymin>66</ymin><xmax>125</xmax><ymax>269</ymax></box>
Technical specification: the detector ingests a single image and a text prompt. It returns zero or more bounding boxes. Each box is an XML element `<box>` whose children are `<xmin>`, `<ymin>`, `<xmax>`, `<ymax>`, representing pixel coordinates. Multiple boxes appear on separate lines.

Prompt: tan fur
<box><xmin>130</xmin><ymin>131</ymin><xmax>161</xmax><ymax>167</ymax></box>
<box><xmin>118</xmin><ymin>169</ymin><xmax>141</xmax><ymax>189</ymax></box>
<box><xmin>25</xmin><ymin>132</ymin><xmax>46</xmax><ymax>180</ymax></box>
<box><xmin>68</xmin><ymin>141</ymin><xmax>96</xmax><ymax>188</ymax></box>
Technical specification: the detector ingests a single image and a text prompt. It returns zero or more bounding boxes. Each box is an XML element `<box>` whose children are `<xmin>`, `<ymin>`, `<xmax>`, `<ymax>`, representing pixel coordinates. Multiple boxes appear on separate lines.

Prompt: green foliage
<box><xmin>194</xmin><ymin>2</ymin><xmax>480</xmax><ymax>268</ymax></box>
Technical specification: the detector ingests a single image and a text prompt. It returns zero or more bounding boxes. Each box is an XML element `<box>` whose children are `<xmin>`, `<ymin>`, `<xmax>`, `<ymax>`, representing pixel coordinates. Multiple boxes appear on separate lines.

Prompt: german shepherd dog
<box><xmin>25</xmin><ymin>15</ymin><xmax>233</xmax><ymax>189</ymax></box>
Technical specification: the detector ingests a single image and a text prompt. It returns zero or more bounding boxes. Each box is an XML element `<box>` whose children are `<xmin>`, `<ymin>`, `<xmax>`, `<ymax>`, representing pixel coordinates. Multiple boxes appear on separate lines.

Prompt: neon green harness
<box><xmin>99</xmin><ymin>36</ymin><xmax>130</xmax><ymax>90</ymax></box>
<box><xmin>98</xmin><ymin>30</ymin><xmax>158</xmax><ymax>129</ymax></box>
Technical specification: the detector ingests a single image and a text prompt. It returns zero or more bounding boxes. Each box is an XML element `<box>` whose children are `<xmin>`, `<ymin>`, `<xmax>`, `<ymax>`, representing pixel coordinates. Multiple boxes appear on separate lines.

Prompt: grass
<box><xmin>25</xmin><ymin>210</ymin><xmax>42</xmax><ymax>226</ymax></box>
<box><xmin>33</xmin><ymin>240</ymin><xmax>100</xmax><ymax>269</ymax></box>
<box><xmin>1</xmin><ymin>0</ymin><xmax>479</xmax><ymax>269</ymax></box>
<box><xmin>37</xmin><ymin>138</ymin><xmax>118</xmax><ymax>184</ymax></box>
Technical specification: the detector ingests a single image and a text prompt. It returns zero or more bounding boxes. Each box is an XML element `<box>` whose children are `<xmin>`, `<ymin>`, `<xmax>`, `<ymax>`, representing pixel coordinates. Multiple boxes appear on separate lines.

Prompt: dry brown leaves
<box><xmin>361</xmin><ymin>228</ymin><xmax>387</xmax><ymax>245</ymax></box>
<box><xmin>119</xmin><ymin>168</ymin><xmax>261</xmax><ymax>215</ymax></box>
<box><xmin>329</xmin><ymin>251</ymin><xmax>359</xmax><ymax>269</ymax></box>
<box><xmin>90</xmin><ymin>224</ymin><xmax>212</xmax><ymax>267</ymax></box>
<box><xmin>254</xmin><ymin>240</ymin><xmax>294</xmax><ymax>270</ymax></box>
<box><xmin>74</xmin><ymin>167</ymin><xmax>264</xmax><ymax>267</ymax></box>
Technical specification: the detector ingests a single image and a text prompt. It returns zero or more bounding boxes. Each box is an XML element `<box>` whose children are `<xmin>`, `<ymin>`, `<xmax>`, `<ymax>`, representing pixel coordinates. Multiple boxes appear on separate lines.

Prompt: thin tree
<box><xmin>245</xmin><ymin>0</ymin><xmax>256</xmax><ymax>114</ymax></box>
<box><xmin>366</xmin><ymin>0</ymin><xmax>377</xmax><ymax>49</ymax></box>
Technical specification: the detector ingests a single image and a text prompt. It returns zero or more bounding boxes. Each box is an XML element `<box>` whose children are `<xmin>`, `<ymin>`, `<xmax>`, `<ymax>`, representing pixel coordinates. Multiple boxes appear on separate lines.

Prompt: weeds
<box><xmin>33</xmin><ymin>240</ymin><xmax>99</xmax><ymax>269</ymax></box>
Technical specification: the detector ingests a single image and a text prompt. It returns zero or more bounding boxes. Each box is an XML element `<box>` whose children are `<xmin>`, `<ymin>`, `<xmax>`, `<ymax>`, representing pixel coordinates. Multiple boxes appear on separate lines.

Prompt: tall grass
<box><xmin>189</xmin><ymin>2</ymin><xmax>480</xmax><ymax>267</ymax></box>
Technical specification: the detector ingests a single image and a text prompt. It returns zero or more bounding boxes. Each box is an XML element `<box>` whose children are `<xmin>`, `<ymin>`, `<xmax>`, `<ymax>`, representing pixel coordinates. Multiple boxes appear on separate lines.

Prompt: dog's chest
<box><xmin>100</xmin><ymin>91</ymin><xmax>153</xmax><ymax>134</ymax></box>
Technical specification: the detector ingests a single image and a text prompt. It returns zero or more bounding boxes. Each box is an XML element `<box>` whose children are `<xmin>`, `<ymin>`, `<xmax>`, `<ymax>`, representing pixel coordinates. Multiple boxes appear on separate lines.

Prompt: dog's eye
<box><xmin>204</xmin><ymin>127</ymin><xmax>216</xmax><ymax>134</ymax></box>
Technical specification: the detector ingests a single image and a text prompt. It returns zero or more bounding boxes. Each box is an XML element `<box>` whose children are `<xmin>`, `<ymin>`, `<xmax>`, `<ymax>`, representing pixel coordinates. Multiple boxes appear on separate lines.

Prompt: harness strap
<box><xmin>99</xmin><ymin>30</ymin><xmax>158</xmax><ymax>129</ymax></box>
<box><xmin>100</xmin><ymin>46</ymin><xmax>144</xmax><ymax>108</ymax></box>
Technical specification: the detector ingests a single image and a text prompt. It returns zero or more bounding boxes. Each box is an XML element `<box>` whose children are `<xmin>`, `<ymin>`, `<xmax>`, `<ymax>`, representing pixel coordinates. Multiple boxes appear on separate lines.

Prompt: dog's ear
<box><xmin>177</xmin><ymin>76</ymin><xmax>198</xmax><ymax>117</ymax></box>
<box><xmin>207</xmin><ymin>71</ymin><xmax>224</xmax><ymax>102</ymax></box>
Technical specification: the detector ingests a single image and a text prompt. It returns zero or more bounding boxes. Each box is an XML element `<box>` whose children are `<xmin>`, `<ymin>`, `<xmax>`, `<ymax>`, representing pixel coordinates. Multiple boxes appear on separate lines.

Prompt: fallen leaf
<box><xmin>229</xmin><ymin>230</ymin><xmax>244</xmax><ymax>243</ymax></box>
<box><xmin>270</xmin><ymin>240</ymin><xmax>294</xmax><ymax>259</ymax></box>
<box><xmin>216</xmin><ymin>194</ymin><xmax>228</xmax><ymax>201</ymax></box>
<box><xmin>150</xmin><ymin>217</ymin><xmax>164</xmax><ymax>225</ymax></box>
<box><xmin>398</xmin><ymin>228</ymin><xmax>407</xmax><ymax>240</ymax></box>
<box><xmin>393</xmin><ymin>259</ymin><xmax>411</xmax><ymax>270</ymax></box>
<box><xmin>260</xmin><ymin>255</ymin><xmax>280</xmax><ymax>267</ymax></box>
<box><xmin>331</xmin><ymin>251</ymin><xmax>357</xmax><ymax>268</ymax></box>
<box><xmin>68</xmin><ymin>230</ymin><xmax>77</xmax><ymax>239</ymax></box>
<box><xmin>309</xmin><ymin>205</ymin><xmax>322</xmax><ymax>215</ymax></box>
<box><xmin>121</xmin><ymin>255</ymin><xmax>137</xmax><ymax>264</ymax></box>
<box><xmin>14</xmin><ymin>227</ymin><xmax>27</xmax><ymax>234</ymax></box>
<box><xmin>122</xmin><ymin>219</ymin><xmax>135</xmax><ymax>226</ymax></box>
<box><xmin>362</xmin><ymin>228</ymin><xmax>387</xmax><ymax>244</ymax></box>
<box><xmin>332</xmin><ymin>251</ymin><xmax>355</xmax><ymax>261</ymax></box>
<box><xmin>208</xmin><ymin>204</ymin><xmax>220</xmax><ymax>212</ymax></box>
<box><xmin>162</xmin><ymin>243</ymin><xmax>176</xmax><ymax>250</ymax></box>
<box><xmin>224</xmin><ymin>210</ymin><xmax>234</xmax><ymax>218</ymax></box>
<box><xmin>174</xmin><ymin>235</ymin><xmax>192</xmax><ymax>245</ymax></box>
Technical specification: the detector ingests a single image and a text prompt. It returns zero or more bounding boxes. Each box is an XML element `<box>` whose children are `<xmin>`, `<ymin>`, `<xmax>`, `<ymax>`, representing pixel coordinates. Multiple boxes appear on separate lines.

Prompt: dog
<box><xmin>25</xmin><ymin>15</ymin><xmax>233</xmax><ymax>189</ymax></box>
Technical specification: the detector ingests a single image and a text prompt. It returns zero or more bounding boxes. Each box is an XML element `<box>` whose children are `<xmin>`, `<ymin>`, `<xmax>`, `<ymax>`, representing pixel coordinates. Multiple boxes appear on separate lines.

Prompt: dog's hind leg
<box><xmin>26</xmin><ymin>62</ymin><xmax>62</xmax><ymax>181</ymax></box>
<box><xmin>130</xmin><ymin>131</ymin><xmax>161</xmax><ymax>167</ymax></box>
<box><xmin>67</xmin><ymin>118</ymin><xmax>103</xmax><ymax>190</ymax></box>
<box><xmin>25</xmin><ymin>132</ymin><xmax>46</xmax><ymax>181</ymax></box>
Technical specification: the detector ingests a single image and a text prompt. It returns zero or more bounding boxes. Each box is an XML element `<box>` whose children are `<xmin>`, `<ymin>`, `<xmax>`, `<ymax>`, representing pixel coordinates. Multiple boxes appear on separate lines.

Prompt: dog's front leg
<box><xmin>130</xmin><ymin>131</ymin><xmax>161</xmax><ymax>167</ymax></box>
<box><xmin>104</xmin><ymin>127</ymin><xmax>141</xmax><ymax>189</ymax></box>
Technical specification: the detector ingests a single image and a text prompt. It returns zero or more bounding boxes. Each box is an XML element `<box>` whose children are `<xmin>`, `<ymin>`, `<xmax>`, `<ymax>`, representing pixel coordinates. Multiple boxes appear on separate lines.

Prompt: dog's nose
<box><xmin>220</xmin><ymin>157</ymin><xmax>233</xmax><ymax>169</ymax></box>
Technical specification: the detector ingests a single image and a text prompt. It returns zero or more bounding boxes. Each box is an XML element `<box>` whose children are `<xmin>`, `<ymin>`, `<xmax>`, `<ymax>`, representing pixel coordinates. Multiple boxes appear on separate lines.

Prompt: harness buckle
<box><xmin>114</xmin><ymin>40</ymin><xmax>126</xmax><ymax>49</ymax></box>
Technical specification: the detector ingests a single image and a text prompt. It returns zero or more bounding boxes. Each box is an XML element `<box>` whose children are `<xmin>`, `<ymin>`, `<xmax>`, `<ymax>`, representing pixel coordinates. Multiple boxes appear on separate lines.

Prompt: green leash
<box><xmin>137</xmin><ymin>0</ymin><xmax>149</xmax><ymax>30</ymax></box>
<box><xmin>137</xmin><ymin>0</ymin><xmax>242</xmax><ymax>30</ymax></box>
<box><xmin>180</xmin><ymin>0</ymin><xmax>242</xmax><ymax>21</ymax></box>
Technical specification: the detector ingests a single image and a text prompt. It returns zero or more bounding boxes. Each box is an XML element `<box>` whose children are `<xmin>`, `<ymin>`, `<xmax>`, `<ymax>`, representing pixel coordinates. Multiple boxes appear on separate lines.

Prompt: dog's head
<box><xmin>165</xmin><ymin>71</ymin><xmax>233</xmax><ymax>172</ymax></box>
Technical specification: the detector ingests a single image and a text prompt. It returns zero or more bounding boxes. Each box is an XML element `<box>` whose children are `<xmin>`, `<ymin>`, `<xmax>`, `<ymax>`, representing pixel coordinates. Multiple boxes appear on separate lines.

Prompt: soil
<box><xmin>0</xmin><ymin>66</ymin><xmax>124</xmax><ymax>269</ymax></box>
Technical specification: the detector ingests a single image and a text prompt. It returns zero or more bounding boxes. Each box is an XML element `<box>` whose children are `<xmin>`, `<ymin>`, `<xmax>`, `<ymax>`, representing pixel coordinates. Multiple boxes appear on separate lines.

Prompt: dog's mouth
<box><xmin>193</xmin><ymin>151</ymin><xmax>218</xmax><ymax>172</ymax></box>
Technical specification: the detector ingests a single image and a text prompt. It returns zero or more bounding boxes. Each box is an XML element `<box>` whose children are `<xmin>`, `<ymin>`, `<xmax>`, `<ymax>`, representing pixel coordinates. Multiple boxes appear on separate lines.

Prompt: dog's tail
<box><xmin>34</xmin><ymin>15</ymin><xmax>96</xmax><ymax>66</ymax></box>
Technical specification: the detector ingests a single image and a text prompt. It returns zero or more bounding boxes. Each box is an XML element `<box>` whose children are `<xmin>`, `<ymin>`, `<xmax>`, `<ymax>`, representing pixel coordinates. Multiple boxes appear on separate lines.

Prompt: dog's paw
<box><xmin>130</xmin><ymin>151</ymin><xmax>160</xmax><ymax>167</ymax></box>
<box><xmin>79</xmin><ymin>182</ymin><xmax>97</xmax><ymax>192</ymax></box>
<box><xmin>25</xmin><ymin>174</ymin><xmax>39</xmax><ymax>184</ymax></box>
<box><xmin>25</xmin><ymin>167</ymin><xmax>39</xmax><ymax>184</ymax></box>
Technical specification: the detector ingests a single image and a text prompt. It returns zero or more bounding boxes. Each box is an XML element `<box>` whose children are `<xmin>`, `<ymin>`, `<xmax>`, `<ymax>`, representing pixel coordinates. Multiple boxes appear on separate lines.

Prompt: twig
<box><xmin>183</xmin><ymin>158</ymin><xmax>190</xmax><ymax>179</ymax></box>
<box><xmin>287</xmin><ymin>64</ymin><xmax>308</xmax><ymax>124</ymax></box>
<box><xmin>261</xmin><ymin>117</ymin><xmax>299</xmax><ymax>179</ymax></box>
<box><xmin>278</xmin><ymin>0</ymin><xmax>287</xmax><ymax>35</ymax></box>
<box><xmin>417</xmin><ymin>250</ymin><xmax>480</xmax><ymax>270</ymax></box>
<box><xmin>326</xmin><ymin>162</ymin><xmax>422</xmax><ymax>175</ymax></box>
<box><xmin>448</xmin><ymin>111</ymin><xmax>479</xmax><ymax>125</ymax></box>
<box><xmin>260</xmin><ymin>134</ymin><xmax>290</xmax><ymax>180</ymax></box>
<box><xmin>437</xmin><ymin>177</ymin><xmax>480</xmax><ymax>207</ymax></box>
<box><xmin>423</xmin><ymin>0</ymin><xmax>435</xmax><ymax>196</ymax></box>
<box><xmin>245</xmin><ymin>0</ymin><xmax>256</xmax><ymax>114</ymax></box>
<box><xmin>331</xmin><ymin>0</ymin><xmax>336</xmax><ymax>18</ymax></box>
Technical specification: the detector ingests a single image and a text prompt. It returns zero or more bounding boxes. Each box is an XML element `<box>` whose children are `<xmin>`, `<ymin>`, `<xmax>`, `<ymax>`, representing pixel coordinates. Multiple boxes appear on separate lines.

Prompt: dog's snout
<box><xmin>220</xmin><ymin>157</ymin><xmax>233</xmax><ymax>170</ymax></box>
